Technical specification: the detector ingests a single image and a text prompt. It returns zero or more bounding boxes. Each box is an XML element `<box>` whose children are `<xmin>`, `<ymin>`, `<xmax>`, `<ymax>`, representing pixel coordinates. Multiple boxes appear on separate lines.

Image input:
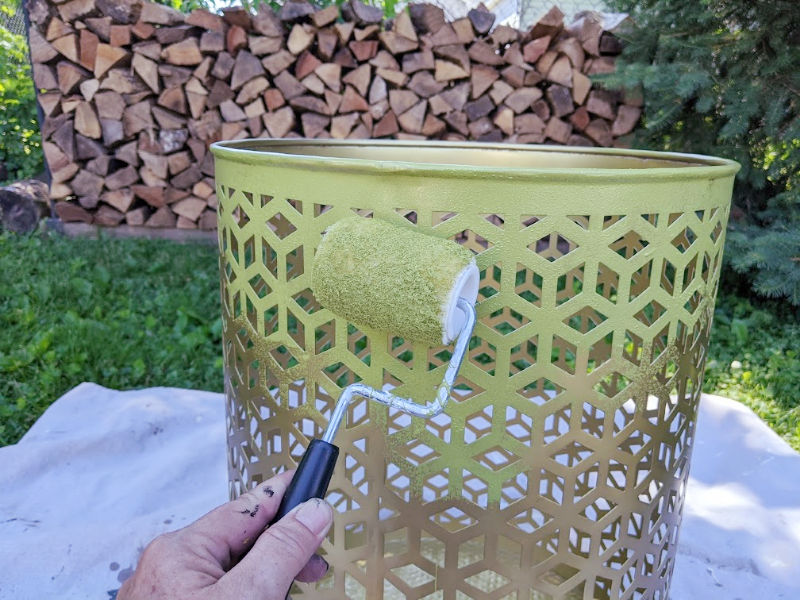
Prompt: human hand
<box><xmin>118</xmin><ymin>470</ymin><xmax>333</xmax><ymax>600</ymax></box>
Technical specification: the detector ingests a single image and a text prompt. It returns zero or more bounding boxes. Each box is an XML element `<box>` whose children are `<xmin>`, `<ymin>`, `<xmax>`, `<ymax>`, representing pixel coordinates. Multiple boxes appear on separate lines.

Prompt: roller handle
<box><xmin>270</xmin><ymin>439</ymin><xmax>339</xmax><ymax>524</ymax></box>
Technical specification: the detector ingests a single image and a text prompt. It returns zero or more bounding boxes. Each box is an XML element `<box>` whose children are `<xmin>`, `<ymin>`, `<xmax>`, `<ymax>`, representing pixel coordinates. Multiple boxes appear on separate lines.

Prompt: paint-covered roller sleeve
<box><xmin>312</xmin><ymin>216</ymin><xmax>479</xmax><ymax>346</ymax></box>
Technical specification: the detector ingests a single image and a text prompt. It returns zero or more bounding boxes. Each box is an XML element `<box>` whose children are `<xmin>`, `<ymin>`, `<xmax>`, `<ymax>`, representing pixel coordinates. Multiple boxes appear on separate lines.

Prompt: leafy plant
<box><xmin>0</xmin><ymin>0</ymin><xmax>43</xmax><ymax>184</ymax></box>
<box><xmin>705</xmin><ymin>290</ymin><xmax>800</xmax><ymax>450</ymax></box>
<box><xmin>600</xmin><ymin>0</ymin><xmax>800</xmax><ymax>305</ymax></box>
<box><xmin>0</xmin><ymin>233</ymin><xmax>222</xmax><ymax>446</ymax></box>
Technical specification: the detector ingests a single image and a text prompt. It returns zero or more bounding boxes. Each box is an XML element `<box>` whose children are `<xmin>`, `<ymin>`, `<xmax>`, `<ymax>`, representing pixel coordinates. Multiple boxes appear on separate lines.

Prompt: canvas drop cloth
<box><xmin>1</xmin><ymin>383</ymin><xmax>798</xmax><ymax>599</ymax></box>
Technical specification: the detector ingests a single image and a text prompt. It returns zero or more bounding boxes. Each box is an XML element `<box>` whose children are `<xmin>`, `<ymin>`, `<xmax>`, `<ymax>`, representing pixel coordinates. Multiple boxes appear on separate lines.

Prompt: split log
<box><xmin>0</xmin><ymin>180</ymin><xmax>49</xmax><ymax>233</ymax></box>
<box><xmin>28</xmin><ymin>0</ymin><xmax>631</xmax><ymax>228</ymax></box>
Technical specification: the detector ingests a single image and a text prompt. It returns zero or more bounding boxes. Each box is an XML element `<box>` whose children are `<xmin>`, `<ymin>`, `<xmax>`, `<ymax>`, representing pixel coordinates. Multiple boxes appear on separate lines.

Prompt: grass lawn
<box><xmin>1</xmin><ymin>232</ymin><xmax>798</xmax><ymax>450</ymax></box>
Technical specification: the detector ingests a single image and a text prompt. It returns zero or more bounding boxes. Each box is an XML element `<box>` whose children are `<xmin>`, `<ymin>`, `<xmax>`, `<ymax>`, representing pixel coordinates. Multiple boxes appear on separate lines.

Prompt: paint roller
<box><xmin>270</xmin><ymin>216</ymin><xmax>479</xmax><ymax>523</ymax></box>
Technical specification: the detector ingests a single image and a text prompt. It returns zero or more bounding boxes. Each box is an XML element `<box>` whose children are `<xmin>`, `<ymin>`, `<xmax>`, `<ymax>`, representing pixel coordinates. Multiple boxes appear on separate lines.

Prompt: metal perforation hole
<box><xmin>425</xmin><ymin>411</ymin><xmax>451</xmax><ymax>443</ymax></box>
<box><xmin>431</xmin><ymin>211</ymin><xmax>456</xmax><ymax>226</ymax></box>
<box><xmin>556</xmin><ymin>264</ymin><xmax>585</xmax><ymax>306</ymax></box>
<box><xmin>323</xmin><ymin>361</ymin><xmax>360</xmax><ymax>388</ymax></box>
<box><xmin>404</xmin><ymin>439</ymin><xmax>440</xmax><ymax>467</ymax></box>
<box><xmin>569</xmin><ymin>527</ymin><xmax>592</xmax><ymax>558</ymax></box>
<box><xmin>464</xmin><ymin>405</ymin><xmax>494</xmax><ymax>443</ymax></box>
<box><xmin>391</xmin><ymin>335</ymin><xmax>414</xmax><ymax>366</ymax></box>
<box><xmin>261</xmin><ymin>242</ymin><xmax>278</xmax><ymax>278</ymax></box>
<box><xmin>596</xmin><ymin>262</ymin><xmax>619</xmax><ymax>303</ymax></box>
<box><xmin>292</xmin><ymin>287</ymin><xmax>320</xmax><ymax>314</ymax></box>
<box><xmin>286</xmin><ymin>309</ymin><xmax>305</xmax><ymax>350</ymax></box>
<box><xmin>458</xmin><ymin>534</ymin><xmax>485</xmax><ymax>568</ymax></box>
<box><xmin>660</xmin><ymin>260</ymin><xmax>677</xmax><ymax>294</ymax></box>
<box><xmin>395</xmin><ymin>208</ymin><xmax>418</xmax><ymax>224</ymax></box>
<box><xmin>499</xmin><ymin>472</ymin><xmax>528</xmax><ymax>509</ymax></box>
<box><xmin>607</xmin><ymin>459</ymin><xmax>627</xmax><ymax>491</ymax></box>
<box><xmin>383</xmin><ymin>527</ymin><xmax>408</xmax><ymax>558</ymax></box>
<box><xmin>509</xmin><ymin>338</ymin><xmax>537</xmax><ymax>376</ymax></box>
<box><xmin>538</xmin><ymin>468</ymin><xmax>565</xmax><ymax>504</ymax></box>
<box><xmin>594</xmin><ymin>371</ymin><xmax>632</xmax><ymax>400</ymax></box>
<box><xmin>483</xmin><ymin>213</ymin><xmax>505</xmax><ymax>228</ymax></box>
<box><xmin>489</xmin><ymin>306</ymin><xmax>530</xmax><ymax>336</ymax></box>
<box><xmin>551</xmin><ymin>441</ymin><xmax>593</xmax><ymax>468</ymax></box>
<box><xmin>285</xmin><ymin>246</ymin><xmax>304</xmax><ymax>281</ymax></box>
<box><xmin>468</xmin><ymin>337</ymin><xmax>497</xmax><ymax>376</ymax></box>
<box><xmin>517</xmin><ymin>377</ymin><xmax>562</xmax><ymax>406</ymax></box>
<box><xmin>539</xmin><ymin>562</ymin><xmax>579</xmax><ymax>587</ymax></box>
<box><xmin>347</xmin><ymin>324</ymin><xmax>370</xmax><ymax>366</ymax></box>
<box><xmin>672</xmin><ymin>227</ymin><xmax>697</xmax><ymax>253</ymax></box>
<box><xmin>581</xmin><ymin>402</ymin><xmax>605</xmax><ymax>438</ymax></box>
<box><xmin>508</xmin><ymin>506</ymin><xmax>551</xmax><ymax>533</ymax></box>
<box><xmin>521</xmin><ymin>214</ymin><xmax>542</xmax><ymax>228</ymax></box>
<box><xmin>422</xmin><ymin>469</ymin><xmax>449</xmax><ymax>501</ymax></box>
<box><xmin>532</xmin><ymin>232</ymin><xmax>578</xmax><ymax>261</ymax></box>
<box><xmin>453</xmin><ymin>228</ymin><xmax>492</xmax><ymax>253</ymax></box>
<box><xmin>551</xmin><ymin>336</ymin><xmax>577</xmax><ymax>375</ymax></box>
<box><xmin>267</xmin><ymin>211</ymin><xmax>297</xmax><ymax>239</ymax></box>
<box><xmin>505</xmin><ymin>405</ymin><xmax>533</xmax><ymax>442</ymax></box>
<box><xmin>634</xmin><ymin>300</ymin><xmax>666</xmax><ymax>328</ymax></box>
<box><xmin>461</xmin><ymin>470</ymin><xmax>489</xmax><ymax>505</ymax></box>
<box><xmin>314</xmin><ymin>320</ymin><xmax>335</xmax><ymax>354</ymax></box>
<box><xmin>248</xmin><ymin>273</ymin><xmax>270</xmax><ymax>299</ymax></box>
<box><xmin>475</xmin><ymin>446</ymin><xmax>520</xmax><ymax>471</ymax></box>
<box><xmin>420</xmin><ymin>530</ymin><xmax>446</xmax><ymax>567</ymax></box>
<box><xmin>629</xmin><ymin>260</ymin><xmax>654</xmax><ymax>301</ymax></box>
<box><xmin>427</xmin><ymin>346</ymin><xmax>452</xmax><ymax>371</ymax></box>
<box><xmin>343</xmin><ymin>519</ymin><xmax>366</xmax><ymax>548</ymax></box>
<box><xmin>429</xmin><ymin>506</ymin><xmax>477</xmax><ymax>533</ymax></box>
<box><xmin>313</xmin><ymin>203</ymin><xmax>332</xmax><ymax>216</ymax></box>
<box><xmin>464</xmin><ymin>569</ymin><xmax>509</xmax><ymax>594</ymax></box>
<box><xmin>602</xmin><ymin>214</ymin><xmax>624</xmax><ymax>229</ymax></box>
<box><xmin>515</xmin><ymin>264</ymin><xmax>543</xmax><ymax>306</ymax></box>
<box><xmin>285</xmin><ymin>197</ymin><xmax>301</xmax><ymax>213</ymax></box>
<box><xmin>386</xmin><ymin>463</ymin><xmax>411</xmax><ymax>502</ymax></box>
<box><xmin>478</xmin><ymin>264</ymin><xmax>502</xmax><ymax>300</ymax></box>
<box><xmin>565</xmin><ymin>306</ymin><xmax>607</xmax><ymax>334</ymax></box>
<box><xmin>389</xmin><ymin>563</ymin><xmax>435</xmax><ymax>589</ymax></box>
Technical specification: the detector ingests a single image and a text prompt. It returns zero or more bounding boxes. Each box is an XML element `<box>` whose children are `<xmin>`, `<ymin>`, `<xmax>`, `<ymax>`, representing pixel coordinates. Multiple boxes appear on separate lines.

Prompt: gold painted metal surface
<box><xmin>211</xmin><ymin>140</ymin><xmax>738</xmax><ymax>600</ymax></box>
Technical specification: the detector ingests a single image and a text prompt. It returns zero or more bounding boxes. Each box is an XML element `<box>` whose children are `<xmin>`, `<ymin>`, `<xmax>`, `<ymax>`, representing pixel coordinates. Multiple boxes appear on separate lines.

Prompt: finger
<box><xmin>295</xmin><ymin>554</ymin><xmax>329</xmax><ymax>583</ymax></box>
<box><xmin>173</xmin><ymin>470</ymin><xmax>295</xmax><ymax>569</ymax></box>
<box><xmin>217</xmin><ymin>498</ymin><xmax>333</xmax><ymax>599</ymax></box>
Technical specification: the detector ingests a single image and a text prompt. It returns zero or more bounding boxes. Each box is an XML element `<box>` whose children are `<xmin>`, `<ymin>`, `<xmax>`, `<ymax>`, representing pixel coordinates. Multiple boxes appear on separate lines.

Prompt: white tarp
<box><xmin>1</xmin><ymin>383</ymin><xmax>798</xmax><ymax>599</ymax></box>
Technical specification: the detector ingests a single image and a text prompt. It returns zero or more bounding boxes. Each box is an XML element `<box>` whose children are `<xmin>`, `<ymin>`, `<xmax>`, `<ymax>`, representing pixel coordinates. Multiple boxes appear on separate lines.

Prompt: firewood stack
<box><xmin>25</xmin><ymin>0</ymin><xmax>640</xmax><ymax>228</ymax></box>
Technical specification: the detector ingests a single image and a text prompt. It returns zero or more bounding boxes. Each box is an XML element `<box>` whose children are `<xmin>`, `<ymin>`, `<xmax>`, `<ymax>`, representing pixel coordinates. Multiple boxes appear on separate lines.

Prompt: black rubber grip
<box><xmin>271</xmin><ymin>439</ymin><xmax>339</xmax><ymax>524</ymax></box>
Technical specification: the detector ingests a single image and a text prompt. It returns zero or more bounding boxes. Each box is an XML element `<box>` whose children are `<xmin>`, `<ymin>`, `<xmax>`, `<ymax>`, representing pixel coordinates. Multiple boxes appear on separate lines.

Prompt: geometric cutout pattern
<box><xmin>215</xmin><ymin>141</ymin><xmax>735</xmax><ymax>600</ymax></box>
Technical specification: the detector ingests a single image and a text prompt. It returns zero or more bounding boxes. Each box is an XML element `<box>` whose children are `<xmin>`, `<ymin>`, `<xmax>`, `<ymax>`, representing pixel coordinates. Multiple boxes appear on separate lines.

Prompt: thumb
<box><xmin>216</xmin><ymin>498</ymin><xmax>334</xmax><ymax>600</ymax></box>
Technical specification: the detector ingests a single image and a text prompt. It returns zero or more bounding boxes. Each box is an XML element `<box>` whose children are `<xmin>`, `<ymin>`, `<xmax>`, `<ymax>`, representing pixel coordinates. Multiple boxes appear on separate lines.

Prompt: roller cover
<box><xmin>312</xmin><ymin>216</ymin><xmax>478</xmax><ymax>345</ymax></box>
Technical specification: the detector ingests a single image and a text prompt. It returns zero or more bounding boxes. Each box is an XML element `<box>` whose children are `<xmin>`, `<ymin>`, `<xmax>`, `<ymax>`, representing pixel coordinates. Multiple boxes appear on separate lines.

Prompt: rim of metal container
<box><xmin>210</xmin><ymin>139</ymin><xmax>740</xmax><ymax>182</ymax></box>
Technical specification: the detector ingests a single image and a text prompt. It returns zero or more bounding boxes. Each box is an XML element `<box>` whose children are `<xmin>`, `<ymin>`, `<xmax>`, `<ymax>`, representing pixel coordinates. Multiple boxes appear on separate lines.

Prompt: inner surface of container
<box><xmin>213</xmin><ymin>139</ymin><xmax>735</xmax><ymax>172</ymax></box>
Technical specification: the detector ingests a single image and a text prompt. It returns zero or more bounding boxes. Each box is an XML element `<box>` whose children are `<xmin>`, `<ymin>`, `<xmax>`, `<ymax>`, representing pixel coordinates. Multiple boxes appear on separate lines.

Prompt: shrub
<box><xmin>0</xmin><ymin>0</ymin><xmax>42</xmax><ymax>184</ymax></box>
<box><xmin>601</xmin><ymin>0</ymin><xmax>800</xmax><ymax>304</ymax></box>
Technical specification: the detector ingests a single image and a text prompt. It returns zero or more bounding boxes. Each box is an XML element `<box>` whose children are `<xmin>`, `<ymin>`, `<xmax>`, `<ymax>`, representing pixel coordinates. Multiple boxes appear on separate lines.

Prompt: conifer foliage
<box><xmin>600</xmin><ymin>0</ymin><xmax>800</xmax><ymax>304</ymax></box>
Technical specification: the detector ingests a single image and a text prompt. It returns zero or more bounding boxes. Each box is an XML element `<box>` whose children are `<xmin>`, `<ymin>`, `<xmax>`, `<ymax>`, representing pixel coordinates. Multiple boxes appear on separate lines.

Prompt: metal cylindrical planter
<box><xmin>211</xmin><ymin>140</ymin><xmax>738</xmax><ymax>600</ymax></box>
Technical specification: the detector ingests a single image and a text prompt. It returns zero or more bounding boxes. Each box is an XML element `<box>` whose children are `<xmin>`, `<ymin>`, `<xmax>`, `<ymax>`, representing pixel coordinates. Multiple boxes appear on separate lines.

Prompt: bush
<box><xmin>601</xmin><ymin>0</ymin><xmax>800</xmax><ymax>305</ymax></box>
<box><xmin>0</xmin><ymin>0</ymin><xmax>42</xmax><ymax>184</ymax></box>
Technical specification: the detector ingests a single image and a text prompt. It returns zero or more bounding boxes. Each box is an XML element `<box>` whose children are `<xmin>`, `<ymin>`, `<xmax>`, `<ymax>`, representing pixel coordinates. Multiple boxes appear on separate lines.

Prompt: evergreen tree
<box><xmin>600</xmin><ymin>0</ymin><xmax>800</xmax><ymax>305</ymax></box>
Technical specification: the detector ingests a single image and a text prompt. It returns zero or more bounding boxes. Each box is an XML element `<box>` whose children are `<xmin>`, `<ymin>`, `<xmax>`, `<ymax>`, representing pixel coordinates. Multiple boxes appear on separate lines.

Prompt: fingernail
<box><xmin>295</xmin><ymin>499</ymin><xmax>332</xmax><ymax>535</ymax></box>
<box><xmin>315</xmin><ymin>555</ymin><xmax>330</xmax><ymax>574</ymax></box>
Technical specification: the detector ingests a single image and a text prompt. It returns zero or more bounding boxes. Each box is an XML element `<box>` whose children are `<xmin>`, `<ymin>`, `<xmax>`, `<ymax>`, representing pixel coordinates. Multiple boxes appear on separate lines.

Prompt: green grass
<box><xmin>1</xmin><ymin>232</ymin><xmax>798</xmax><ymax>451</ymax></box>
<box><xmin>0</xmin><ymin>232</ymin><xmax>222</xmax><ymax>445</ymax></box>
<box><xmin>704</xmin><ymin>291</ymin><xmax>800</xmax><ymax>451</ymax></box>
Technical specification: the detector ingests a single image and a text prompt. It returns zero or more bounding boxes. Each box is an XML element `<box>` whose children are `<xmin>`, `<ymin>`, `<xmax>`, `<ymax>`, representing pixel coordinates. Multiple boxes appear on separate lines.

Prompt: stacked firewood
<box><xmin>26</xmin><ymin>0</ymin><xmax>640</xmax><ymax>228</ymax></box>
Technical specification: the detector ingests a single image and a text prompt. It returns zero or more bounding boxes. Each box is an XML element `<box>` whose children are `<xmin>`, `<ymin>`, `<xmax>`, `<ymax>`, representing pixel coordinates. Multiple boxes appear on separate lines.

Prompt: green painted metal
<box><xmin>212</xmin><ymin>139</ymin><xmax>739</xmax><ymax>600</ymax></box>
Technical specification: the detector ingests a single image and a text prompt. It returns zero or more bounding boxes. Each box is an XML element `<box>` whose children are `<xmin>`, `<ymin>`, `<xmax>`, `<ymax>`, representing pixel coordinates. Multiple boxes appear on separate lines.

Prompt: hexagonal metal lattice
<box><xmin>214</xmin><ymin>140</ymin><xmax>736</xmax><ymax>600</ymax></box>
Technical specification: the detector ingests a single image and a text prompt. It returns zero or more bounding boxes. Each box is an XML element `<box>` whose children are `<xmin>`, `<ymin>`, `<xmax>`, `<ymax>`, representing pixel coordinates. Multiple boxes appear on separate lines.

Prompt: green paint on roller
<box><xmin>312</xmin><ymin>216</ymin><xmax>477</xmax><ymax>346</ymax></box>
